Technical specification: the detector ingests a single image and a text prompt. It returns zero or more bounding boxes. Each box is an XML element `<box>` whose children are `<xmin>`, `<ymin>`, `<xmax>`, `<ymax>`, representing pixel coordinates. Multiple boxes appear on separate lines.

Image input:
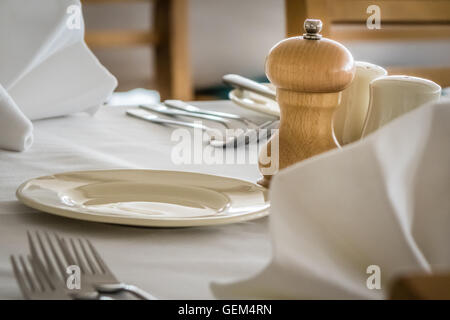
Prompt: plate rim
<box><xmin>16</xmin><ymin>169</ymin><xmax>270</xmax><ymax>228</ymax></box>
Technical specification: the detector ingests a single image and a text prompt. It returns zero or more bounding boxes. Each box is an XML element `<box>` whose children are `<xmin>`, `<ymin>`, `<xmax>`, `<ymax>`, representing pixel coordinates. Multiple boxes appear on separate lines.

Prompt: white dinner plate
<box><xmin>16</xmin><ymin>170</ymin><xmax>269</xmax><ymax>227</ymax></box>
<box><xmin>229</xmin><ymin>83</ymin><xmax>280</xmax><ymax>117</ymax></box>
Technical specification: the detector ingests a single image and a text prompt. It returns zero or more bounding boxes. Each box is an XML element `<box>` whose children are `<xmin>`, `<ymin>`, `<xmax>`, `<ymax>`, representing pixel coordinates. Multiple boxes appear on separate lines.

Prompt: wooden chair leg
<box><xmin>154</xmin><ymin>0</ymin><xmax>193</xmax><ymax>101</ymax></box>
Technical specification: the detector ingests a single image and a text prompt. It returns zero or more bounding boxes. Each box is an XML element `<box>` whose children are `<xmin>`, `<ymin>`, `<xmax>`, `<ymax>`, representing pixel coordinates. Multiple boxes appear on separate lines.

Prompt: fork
<box><xmin>209</xmin><ymin>118</ymin><xmax>279</xmax><ymax>148</ymax></box>
<box><xmin>10</xmin><ymin>254</ymin><xmax>71</xmax><ymax>300</ymax></box>
<box><xmin>27</xmin><ymin>231</ymin><xmax>109</xmax><ymax>300</ymax></box>
<box><xmin>29</xmin><ymin>231</ymin><xmax>156</xmax><ymax>300</ymax></box>
<box><xmin>58</xmin><ymin>234</ymin><xmax>156</xmax><ymax>300</ymax></box>
<box><xmin>162</xmin><ymin>100</ymin><xmax>280</xmax><ymax>145</ymax></box>
<box><xmin>127</xmin><ymin>108</ymin><xmax>279</xmax><ymax>148</ymax></box>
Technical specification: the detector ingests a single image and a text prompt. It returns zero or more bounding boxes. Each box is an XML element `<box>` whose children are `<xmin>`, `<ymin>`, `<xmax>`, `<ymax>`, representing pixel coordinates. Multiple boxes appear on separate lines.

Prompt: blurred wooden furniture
<box><xmin>82</xmin><ymin>0</ymin><xmax>193</xmax><ymax>100</ymax></box>
<box><xmin>390</xmin><ymin>273</ymin><xmax>450</xmax><ymax>299</ymax></box>
<box><xmin>285</xmin><ymin>0</ymin><xmax>450</xmax><ymax>87</ymax></box>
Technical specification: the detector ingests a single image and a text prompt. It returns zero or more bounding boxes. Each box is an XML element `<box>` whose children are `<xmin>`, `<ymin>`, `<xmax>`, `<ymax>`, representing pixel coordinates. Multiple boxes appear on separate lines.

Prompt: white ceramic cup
<box><xmin>361</xmin><ymin>75</ymin><xmax>441</xmax><ymax>137</ymax></box>
<box><xmin>333</xmin><ymin>61</ymin><xmax>387</xmax><ymax>146</ymax></box>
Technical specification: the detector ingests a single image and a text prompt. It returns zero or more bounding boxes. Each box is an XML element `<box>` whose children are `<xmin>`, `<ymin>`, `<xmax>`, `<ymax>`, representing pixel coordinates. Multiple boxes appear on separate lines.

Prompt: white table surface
<box><xmin>0</xmin><ymin>101</ymin><xmax>273</xmax><ymax>299</ymax></box>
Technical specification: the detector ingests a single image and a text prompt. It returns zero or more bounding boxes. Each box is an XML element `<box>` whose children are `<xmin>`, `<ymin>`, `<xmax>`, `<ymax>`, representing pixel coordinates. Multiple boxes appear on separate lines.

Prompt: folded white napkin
<box><xmin>0</xmin><ymin>0</ymin><xmax>117</xmax><ymax>151</ymax></box>
<box><xmin>0</xmin><ymin>85</ymin><xmax>33</xmax><ymax>151</ymax></box>
<box><xmin>212</xmin><ymin>99</ymin><xmax>450</xmax><ymax>299</ymax></box>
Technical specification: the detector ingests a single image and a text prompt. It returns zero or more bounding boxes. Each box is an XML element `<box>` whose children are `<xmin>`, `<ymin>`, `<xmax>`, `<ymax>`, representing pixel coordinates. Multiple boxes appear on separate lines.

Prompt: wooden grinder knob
<box><xmin>258</xmin><ymin>19</ymin><xmax>355</xmax><ymax>187</ymax></box>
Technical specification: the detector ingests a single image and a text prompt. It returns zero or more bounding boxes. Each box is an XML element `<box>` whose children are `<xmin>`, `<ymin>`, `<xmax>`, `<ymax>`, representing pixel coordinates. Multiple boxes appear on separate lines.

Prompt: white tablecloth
<box><xmin>0</xmin><ymin>101</ymin><xmax>272</xmax><ymax>299</ymax></box>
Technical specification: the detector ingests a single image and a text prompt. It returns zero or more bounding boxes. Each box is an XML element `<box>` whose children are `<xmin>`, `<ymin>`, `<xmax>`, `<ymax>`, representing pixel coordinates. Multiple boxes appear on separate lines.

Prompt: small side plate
<box><xmin>16</xmin><ymin>170</ymin><xmax>269</xmax><ymax>227</ymax></box>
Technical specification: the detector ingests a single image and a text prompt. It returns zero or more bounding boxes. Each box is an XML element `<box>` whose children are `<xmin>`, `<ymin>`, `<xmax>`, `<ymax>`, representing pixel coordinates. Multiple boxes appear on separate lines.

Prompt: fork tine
<box><xmin>27</xmin><ymin>231</ymin><xmax>38</xmax><ymax>258</ymax></box>
<box><xmin>10</xmin><ymin>255</ymin><xmax>31</xmax><ymax>298</ymax></box>
<box><xmin>86</xmin><ymin>239</ymin><xmax>111</xmax><ymax>275</ymax></box>
<box><xmin>33</xmin><ymin>231</ymin><xmax>57</xmax><ymax>275</ymax></box>
<box><xmin>27</xmin><ymin>231</ymin><xmax>48</xmax><ymax>276</ymax></box>
<box><xmin>29</xmin><ymin>255</ymin><xmax>55</xmax><ymax>291</ymax></box>
<box><xmin>55</xmin><ymin>235</ymin><xmax>77</xmax><ymax>267</ymax></box>
<box><xmin>18</xmin><ymin>255</ymin><xmax>37</xmax><ymax>292</ymax></box>
<box><xmin>44</xmin><ymin>232</ymin><xmax>67</xmax><ymax>278</ymax></box>
<box><xmin>78</xmin><ymin>238</ymin><xmax>100</xmax><ymax>274</ymax></box>
<box><xmin>27</xmin><ymin>255</ymin><xmax>46</xmax><ymax>292</ymax></box>
<box><xmin>69</xmin><ymin>238</ymin><xmax>87</xmax><ymax>273</ymax></box>
<box><xmin>27</xmin><ymin>232</ymin><xmax>42</xmax><ymax>289</ymax></box>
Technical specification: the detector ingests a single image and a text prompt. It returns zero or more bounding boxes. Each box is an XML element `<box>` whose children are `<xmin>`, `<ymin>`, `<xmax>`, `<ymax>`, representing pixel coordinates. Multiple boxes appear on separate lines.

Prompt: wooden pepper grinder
<box><xmin>258</xmin><ymin>19</ymin><xmax>355</xmax><ymax>187</ymax></box>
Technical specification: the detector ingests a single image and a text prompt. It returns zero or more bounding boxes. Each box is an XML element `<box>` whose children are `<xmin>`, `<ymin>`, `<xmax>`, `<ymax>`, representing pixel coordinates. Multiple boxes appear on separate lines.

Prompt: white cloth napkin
<box><xmin>0</xmin><ymin>0</ymin><xmax>117</xmax><ymax>151</ymax></box>
<box><xmin>212</xmin><ymin>99</ymin><xmax>450</xmax><ymax>299</ymax></box>
<box><xmin>0</xmin><ymin>84</ymin><xmax>33</xmax><ymax>151</ymax></box>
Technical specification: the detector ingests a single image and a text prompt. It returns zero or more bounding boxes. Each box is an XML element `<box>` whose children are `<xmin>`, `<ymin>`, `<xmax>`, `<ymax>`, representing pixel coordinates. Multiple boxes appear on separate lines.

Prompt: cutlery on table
<box><xmin>163</xmin><ymin>99</ymin><xmax>267</xmax><ymax>129</ymax></box>
<box><xmin>127</xmin><ymin>108</ymin><xmax>279</xmax><ymax>148</ymax></box>
<box><xmin>205</xmin><ymin>118</ymin><xmax>278</xmax><ymax>148</ymax></box>
<box><xmin>139</xmin><ymin>103</ymin><xmax>232</xmax><ymax>129</ymax></box>
<box><xmin>24</xmin><ymin>231</ymin><xmax>112</xmax><ymax>300</ymax></box>
<box><xmin>59</xmin><ymin>234</ymin><xmax>156</xmax><ymax>300</ymax></box>
<box><xmin>27</xmin><ymin>231</ymin><xmax>155</xmax><ymax>300</ymax></box>
<box><xmin>127</xmin><ymin>109</ymin><xmax>238</xmax><ymax>146</ymax></box>
<box><xmin>222</xmin><ymin>74</ymin><xmax>277</xmax><ymax>101</ymax></box>
<box><xmin>11</xmin><ymin>254</ymin><xmax>72</xmax><ymax>300</ymax></box>
<box><xmin>127</xmin><ymin>108</ymin><xmax>222</xmax><ymax>136</ymax></box>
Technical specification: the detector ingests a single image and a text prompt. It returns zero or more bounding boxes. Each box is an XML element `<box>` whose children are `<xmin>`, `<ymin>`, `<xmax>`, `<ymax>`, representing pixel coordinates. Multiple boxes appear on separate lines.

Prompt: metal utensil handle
<box><xmin>222</xmin><ymin>74</ymin><xmax>277</xmax><ymax>101</ymax></box>
<box><xmin>164</xmin><ymin>100</ymin><xmax>242</xmax><ymax>120</ymax></box>
<box><xmin>151</xmin><ymin>118</ymin><xmax>208</xmax><ymax>130</ymax></box>
<box><xmin>140</xmin><ymin>104</ymin><xmax>231</xmax><ymax>127</ymax></box>
<box><xmin>127</xmin><ymin>110</ymin><xmax>209</xmax><ymax>131</ymax></box>
<box><xmin>123</xmin><ymin>284</ymin><xmax>157</xmax><ymax>300</ymax></box>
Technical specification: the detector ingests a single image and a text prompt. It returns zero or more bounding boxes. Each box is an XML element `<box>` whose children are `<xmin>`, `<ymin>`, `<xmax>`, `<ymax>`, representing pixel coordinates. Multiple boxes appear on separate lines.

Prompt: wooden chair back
<box><xmin>83</xmin><ymin>0</ymin><xmax>193</xmax><ymax>100</ymax></box>
<box><xmin>285</xmin><ymin>0</ymin><xmax>450</xmax><ymax>87</ymax></box>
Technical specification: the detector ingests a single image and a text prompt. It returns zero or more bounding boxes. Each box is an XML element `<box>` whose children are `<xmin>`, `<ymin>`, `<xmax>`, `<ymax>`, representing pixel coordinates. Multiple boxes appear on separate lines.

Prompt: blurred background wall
<box><xmin>83</xmin><ymin>0</ymin><xmax>284</xmax><ymax>92</ymax></box>
<box><xmin>82</xmin><ymin>0</ymin><xmax>450</xmax><ymax>93</ymax></box>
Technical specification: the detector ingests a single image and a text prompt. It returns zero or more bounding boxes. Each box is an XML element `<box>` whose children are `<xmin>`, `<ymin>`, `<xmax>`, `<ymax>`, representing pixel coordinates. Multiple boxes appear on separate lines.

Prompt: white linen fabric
<box><xmin>0</xmin><ymin>101</ymin><xmax>272</xmax><ymax>299</ymax></box>
<box><xmin>212</xmin><ymin>99</ymin><xmax>450</xmax><ymax>299</ymax></box>
<box><xmin>0</xmin><ymin>0</ymin><xmax>117</xmax><ymax>151</ymax></box>
<box><xmin>0</xmin><ymin>85</ymin><xmax>33</xmax><ymax>152</ymax></box>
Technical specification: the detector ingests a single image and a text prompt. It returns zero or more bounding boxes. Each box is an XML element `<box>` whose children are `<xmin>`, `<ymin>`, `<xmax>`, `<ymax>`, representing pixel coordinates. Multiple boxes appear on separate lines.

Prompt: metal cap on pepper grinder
<box><xmin>303</xmin><ymin>19</ymin><xmax>323</xmax><ymax>40</ymax></box>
